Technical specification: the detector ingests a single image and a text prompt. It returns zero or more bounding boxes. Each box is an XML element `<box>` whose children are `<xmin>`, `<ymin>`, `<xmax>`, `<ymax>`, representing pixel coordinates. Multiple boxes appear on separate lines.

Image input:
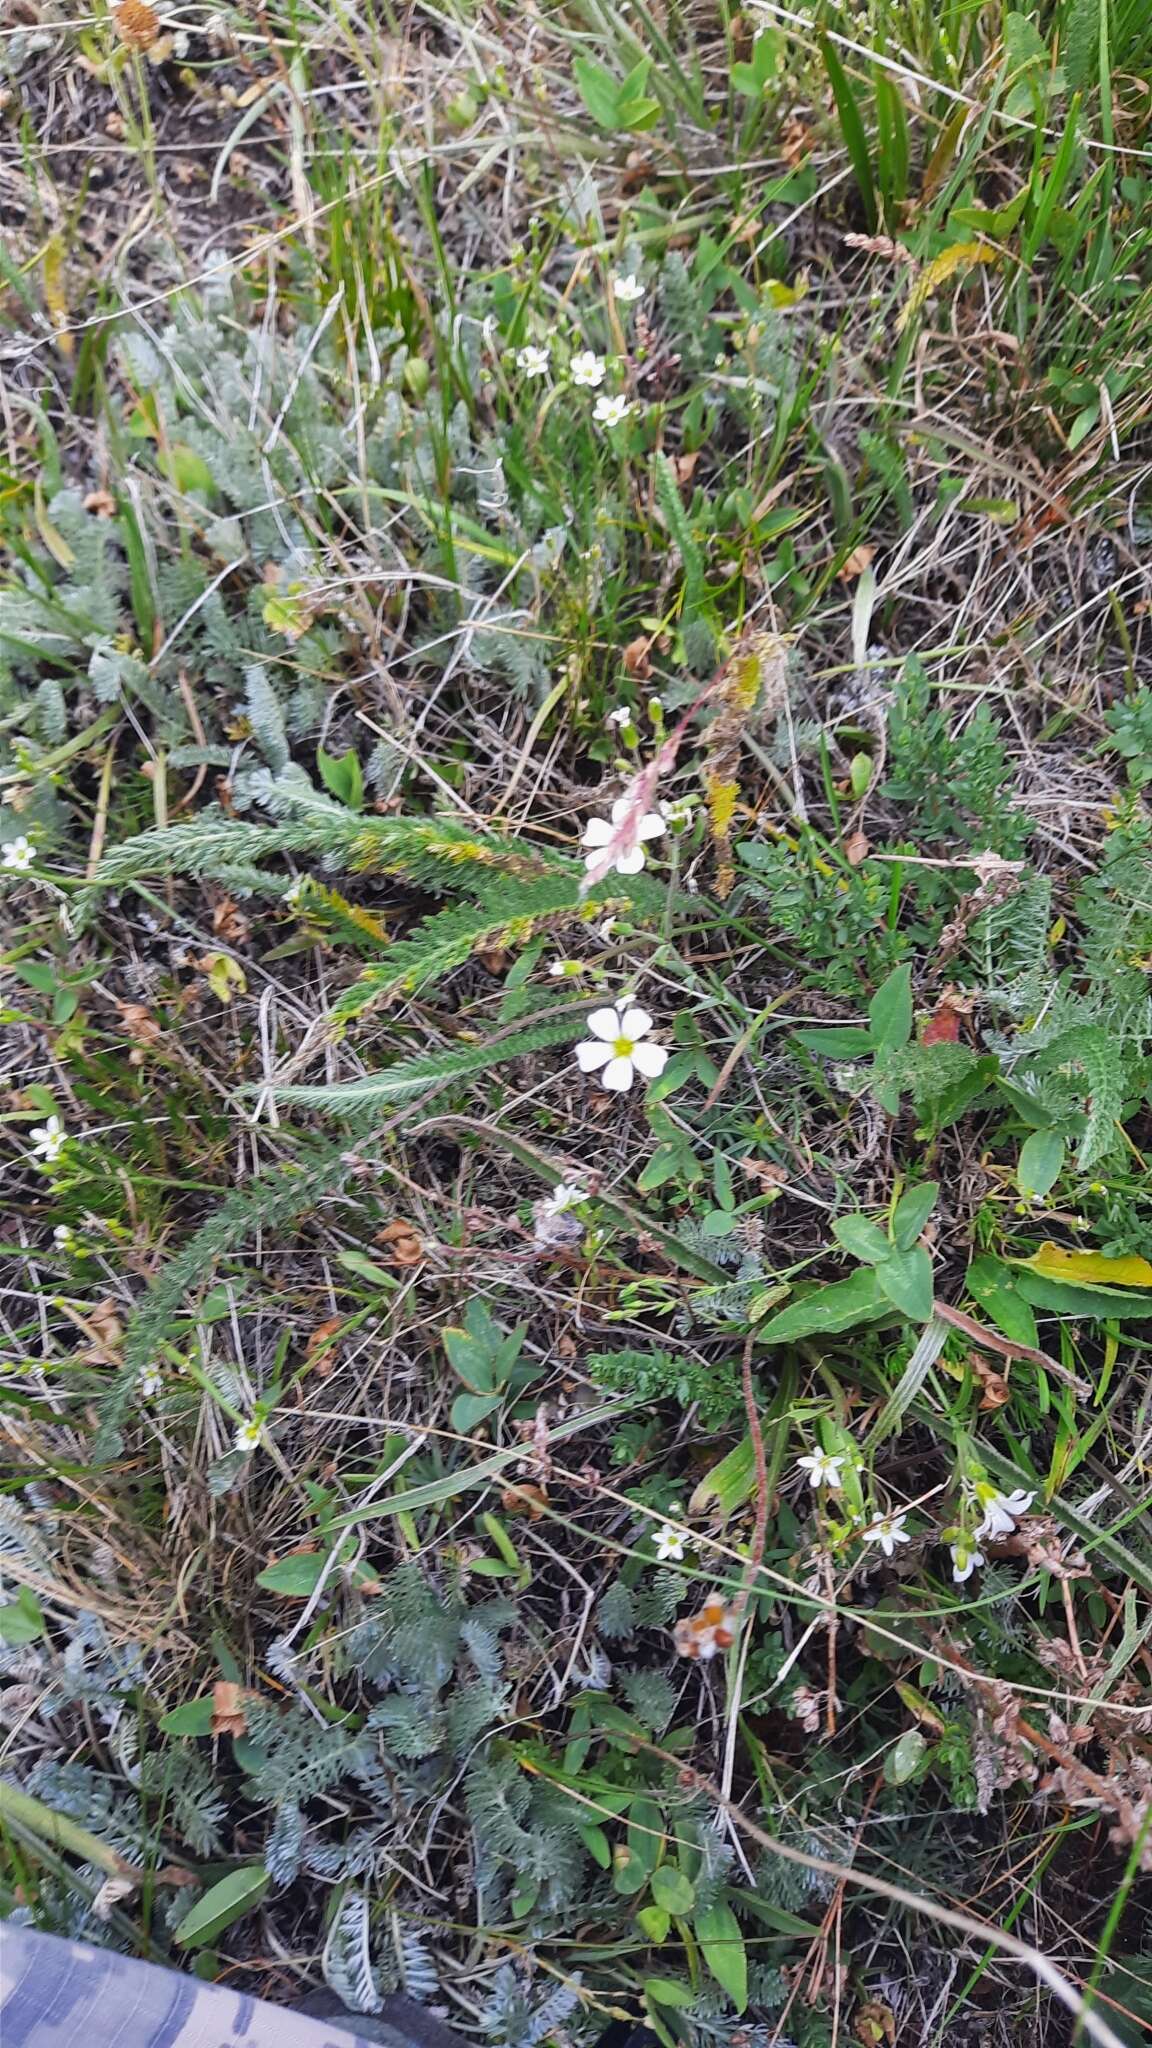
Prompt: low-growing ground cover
<box><xmin>1</xmin><ymin>1</ymin><xmax>1150</xmax><ymax>2042</ymax></box>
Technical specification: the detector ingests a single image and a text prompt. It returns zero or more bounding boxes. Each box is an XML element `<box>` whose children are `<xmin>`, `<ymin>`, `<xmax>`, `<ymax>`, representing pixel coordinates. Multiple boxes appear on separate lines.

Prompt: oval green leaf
<box><xmin>650</xmin><ymin>1864</ymin><xmax>696</xmax><ymax>1915</ymax></box>
<box><xmin>255</xmin><ymin>1552</ymin><xmax>327</xmax><ymax>1596</ymax></box>
<box><xmin>174</xmin><ymin>1866</ymin><xmax>270</xmax><ymax>1949</ymax></box>
<box><xmin>159</xmin><ymin>1695</ymin><xmax>215</xmax><ymax>1736</ymax></box>
<box><xmin>694</xmin><ymin>1899</ymin><xmax>747</xmax><ymax>2010</ymax></box>
<box><xmin>1017</xmin><ymin>1129</ymin><xmax>1065</xmax><ymax>1199</ymax></box>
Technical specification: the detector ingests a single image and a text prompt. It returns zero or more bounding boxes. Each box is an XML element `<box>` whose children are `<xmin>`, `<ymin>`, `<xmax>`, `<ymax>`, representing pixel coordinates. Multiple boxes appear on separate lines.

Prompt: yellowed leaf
<box><xmin>1020</xmin><ymin>1244</ymin><xmax>1152</xmax><ymax>1289</ymax></box>
<box><xmin>200</xmin><ymin>951</ymin><xmax>247</xmax><ymax>1003</ymax></box>
<box><xmin>41</xmin><ymin>234</ymin><xmax>73</xmax><ymax>361</ymax></box>
<box><xmin>34</xmin><ymin>479</ymin><xmax>75</xmax><ymax>569</ymax></box>
<box><xmin>896</xmin><ymin>240</ymin><xmax>998</xmax><ymax>335</ymax></box>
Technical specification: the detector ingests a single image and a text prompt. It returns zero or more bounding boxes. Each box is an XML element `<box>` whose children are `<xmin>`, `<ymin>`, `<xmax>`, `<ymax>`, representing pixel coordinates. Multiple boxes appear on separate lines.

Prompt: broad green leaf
<box><xmin>160</xmin><ymin>1695</ymin><xmax>216</xmax><ymax>1736</ymax></box>
<box><xmin>965</xmin><ymin>1256</ymin><xmax>1039</xmax><ymax>1348</ymax></box>
<box><xmin>618</xmin><ymin>54</ymin><xmax>653</xmax><ymax>98</ymax></box>
<box><xmin>757</xmin><ymin>1267</ymin><xmax>888</xmax><ymax>1344</ymax></box>
<box><xmin>316</xmin><ymin>746</ymin><xmax>364</xmax><ymax>812</ymax></box>
<box><xmin>1017</xmin><ymin>1130</ymin><xmax>1065</xmax><ymax>1199</ymax></box>
<box><xmin>650</xmin><ymin>1864</ymin><xmax>696</xmax><ymax>1915</ymax></box>
<box><xmin>738</xmin><ymin>1891</ymin><xmax>819</xmax><ymax>1938</ymax></box>
<box><xmin>875</xmin><ymin>1246</ymin><xmax>934</xmax><ymax>1322</ymax></box>
<box><xmin>255</xmin><ymin>1552</ymin><xmax>327</xmax><ymax>1596</ymax></box>
<box><xmin>694</xmin><ymin>1899</ymin><xmax>747</xmax><ymax>2010</ymax></box>
<box><xmin>174</xmin><ymin>1866</ymin><xmax>270</xmax><ymax>1948</ymax></box>
<box><xmin>579</xmin><ymin>1824</ymin><xmax>612</xmax><ymax>1870</ymax></box>
<box><xmin>1013</xmin><ymin>1272</ymin><xmax>1152</xmax><ymax>1318</ymax></box>
<box><xmin>951</xmin><ymin>187</ymin><xmax>1030</xmax><ymax>239</ymax></box>
<box><xmin>891</xmin><ymin>1182</ymin><xmax>939</xmax><ymax>1250</ymax></box>
<box><xmin>617</xmin><ymin>94</ymin><xmax>661</xmax><ymax>131</ymax></box>
<box><xmin>613</xmin><ymin>1849</ymin><xmax>652</xmax><ymax>1896</ymax></box>
<box><xmin>996</xmin><ymin>1077</ymin><xmax>1057</xmax><ymax>1127</ymax></box>
<box><xmin>884</xmin><ymin>1727</ymin><xmax>927</xmax><ymax>1785</ymax></box>
<box><xmin>627</xmin><ymin>1796</ymin><xmax>664</xmax><ymax>1875</ymax></box>
<box><xmin>688</xmin><ymin>1434</ymin><xmax>755</xmax><ymax>1520</ymax></box>
<box><xmin>712</xmin><ymin>1150</ymin><xmax>735</xmax><ymax>1210</ymax></box>
<box><xmin>731</xmin><ymin>27</ymin><xmax>779</xmax><ymax>94</ymax></box>
<box><xmin>644</xmin><ymin>1978</ymin><xmax>696</xmax><ymax>2008</ymax></box>
<box><xmin>573</xmin><ymin>56</ymin><xmax>623</xmax><ymax>128</ymax></box>
<box><xmin>450</xmin><ymin>1389</ymin><xmax>502</xmax><ymax>1433</ymax></box>
<box><xmin>0</xmin><ymin>1588</ymin><xmax>44</xmax><ymax>1643</ymax></box>
<box><xmin>163</xmin><ymin>443</ymin><xmax>214</xmax><ymax>496</ymax></box>
<box><xmin>442</xmin><ymin>1328</ymin><xmax>498</xmax><ymax>1392</ymax></box>
<box><xmin>832</xmin><ymin>1214</ymin><xmax>890</xmax><ymax>1265</ymax></box>
<box><xmin>868</xmin><ymin>963</ymin><xmax>913</xmax><ymax>1051</ymax></box>
<box><xmin>336</xmin><ymin>1250</ymin><xmax>399</xmax><ymax>1288</ymax></box>
<box><xmin>792</xmin><ymin>1025</ymin><xmax>872</xmax><ymax>1058</ymax></box>
<box><xmin>647</xmin><ymin>1049</ymin><xmax>702</xmax><ymax>1102</ymax></box>
<box><xmin>636</xmin><ymin>1905</ymin><xmax>671</xmax><ymax>1942</ymax></box>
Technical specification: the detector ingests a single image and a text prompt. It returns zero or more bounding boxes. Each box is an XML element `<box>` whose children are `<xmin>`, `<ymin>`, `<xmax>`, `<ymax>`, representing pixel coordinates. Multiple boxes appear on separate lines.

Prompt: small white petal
<box><xmin>609</xmin><ymin>796</ymin><xmax>632</xmax><ymax>824</ymax></box>
<box><xmin>613</xmin><ymin>844</ymin><xmax>646</xmax><ymax>874</ymax></box>
<box><xmin>576</xmin><ymin>1037</ymin><xmax>614</xmax><ymax>1071</ymax></box>
<box><xmin>593</xmin><ymin>394</ymin><xmax>632</xmax><ymax>427</ymax></box>
<box><xmin>586</xmin><ymin>1006</ymin><xmax>623</xmax><ymax>1042</ymax></box>
<box><xmin>581</xmin><ymin>816</ymin><xmax>614</xmax><ymax>847</ymax></box>
<box><xmin>618</xmin><ymin>1006</ymin><xmax>652</xmax><ymax>1040</ymax></box>
<box><xmin>601</xmin><ymin>1056</ymin><xmax>635</xmax><ymax>1091</ymax></box>
<box><xmin>630</xmin><ymin>1040</ymin><xmax>668</xmax><ymax>1079</ymax></box>
<box><xmin>635</xmin><ymin>811</ymin><xmax>665</xmax><ymax>841</ymax></box>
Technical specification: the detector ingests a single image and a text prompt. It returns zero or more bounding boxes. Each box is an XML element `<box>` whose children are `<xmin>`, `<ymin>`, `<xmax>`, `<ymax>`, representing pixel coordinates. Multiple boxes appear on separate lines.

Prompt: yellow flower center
<box><xmin>613</xmin><ymin>1035</ymin><xmax>635</xmax><ymax>1058</ymax></box>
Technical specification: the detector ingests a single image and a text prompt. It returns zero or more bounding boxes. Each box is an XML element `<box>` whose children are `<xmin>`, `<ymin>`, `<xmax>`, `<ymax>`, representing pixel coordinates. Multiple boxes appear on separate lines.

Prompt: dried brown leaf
<box><xmin>210</xmin><ymin>1680</ymin><xmax>249</xmax><ymax>1739</ymax></box>
<box><xmin>376</xmin><ymin>1219</ymin><xmax>424</xmax><ymax>1267</ymax></box>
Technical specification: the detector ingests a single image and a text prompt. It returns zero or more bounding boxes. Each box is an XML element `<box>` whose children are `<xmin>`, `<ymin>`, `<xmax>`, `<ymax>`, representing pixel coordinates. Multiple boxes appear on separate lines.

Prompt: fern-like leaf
<box><xmin>331</xmin><ymin>876</ymin><xmax>585</xmax><ymax>1020</ymax></box>
<box><xmin>271</xmin><ymin>1012</ymin><xmax>581</xmax><ymax>1112</ymax></box>
<box><xmin>323</xmin><ymin>1889</ymin><xmax>383</xmax><ymax>2014</ymax></box>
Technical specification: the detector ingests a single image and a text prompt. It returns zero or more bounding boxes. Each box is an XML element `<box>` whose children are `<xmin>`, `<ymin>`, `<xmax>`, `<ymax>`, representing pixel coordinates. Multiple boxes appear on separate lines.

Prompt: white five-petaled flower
<box><xmin>606</xmin><ymin>704</ymin><xmax>634</xmax><ymax>728</ymax></box>
<box><xmin>30</xmin><ymin>1116</ymin><xmax>67</xmax><ymax>1164</ymax></box>
<box><xmin>53</xmin><ymin>1224</ymin><xmax>77</xmax><ymax>1252</ymax></box>
<box><xmin>653</xmin><ymin>1523</ymin><xmax>686</xmax><ymax>1563</ymax></box>
<box><xmin>234</xmin><ymin>1418</ymin><xmax>264</xmax><ymax>1454</ymax></box>
<box><xmin>613</xmin><ymin>273</ymin><xmax>645</xmax><ymax>303</ymax></box>
<box><xmin>549</xmin><ymin>958</ymin><xmax>584</xmax><ymax>978</ymax></box>
<box><xmin>593</xmin><ymin>393</ymin><xmax>633</xmax><ymax>428</ymax></box>
<box><xmin>973</xmin><ymin>1486</ymin><xmax>1034</xmax><ymax>1541</ymax></box>
<box><xmin>796</xmin><ymin>1448</ymin><xmax>846</xmax><ymax>1490</ymax></box>
<box><xmin>2</xmin><ymin>837</ymin><xmax>35</xmax><ymax>873</ymax></box>
<box><xmin>516</xmin><ymin>344</ymin><xmax>550</xmax><ymax>378</ymax></box>
<box><xmin>570</xmin><ymin>350</ymin><xmax>606</xmax><ymax>388</ymax></box>
<box><xmin>541</xmin><ymin>1181</ymin><xmax>586</xmax><ymax>1217</ymax></box>
<box><xmin>660</xmin><ymin>795</ymin><xmax>696</xmax><ymax>830</ymax></box>
<box><xmin>139</xmin><ymin>1365</ymin><xmax>164</xmax><ymax>1400</ymax></box>
<box><xmin>862</xmin><ymin>1512</ymin><xmax>910</xmax><ymax>1558</ymax></box>
<box><xmin>949</xmin><ymin>1537</ymin><xmax>985</xmax><ymax>1584</ymax></box>
<box><xmin>581</xmin><ymin>795</ymin><xmax>665</xmax><ymax>876</ymax></box>
<box><xmin>575</xmin><ymin>1004</ymin><xmax>669</xmax><ymax>1093</ymax></box>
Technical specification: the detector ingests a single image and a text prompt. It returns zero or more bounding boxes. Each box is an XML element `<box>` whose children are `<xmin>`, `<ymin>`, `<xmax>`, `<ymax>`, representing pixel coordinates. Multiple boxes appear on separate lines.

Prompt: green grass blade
<box><xmin>820</xmin><ymin>36</ymin><xmax>878</xmax><ymax>232</ymax></box>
